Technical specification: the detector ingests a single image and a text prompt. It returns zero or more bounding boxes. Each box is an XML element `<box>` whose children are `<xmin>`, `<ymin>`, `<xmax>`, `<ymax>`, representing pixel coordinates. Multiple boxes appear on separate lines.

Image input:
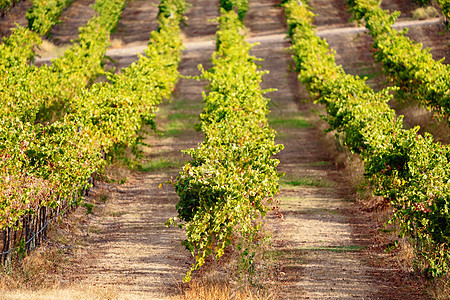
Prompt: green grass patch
<box><xmin>269</xmin><ymin>116</ymin><xmax>311</xmax><ymax>129</ymax></box>
<box><xmin>173</xmin><ymin>100</ymin><xmax>203</xmax><ymax>111</ymax></box>
<box><xmin>356</xmin><ymin>66</ymin><xmax>375</xmax><ymax>80</ymax></box>
<box><xmin>265</xmin><ymin>249</ymin><xmax>307</xmax><ymax>264</ymax></box>
<box><xmin>164</xmin><ymin>111</ymin><xmax>199</xmax><ymax>136</ymax></box>
<box><xmin>156</xmin><ymin>98</ymin><xmax>203</xmax><ymax>136</ymax></box>
<box><xmin>300</xmin><ymin>245</ymin><xmax>366</xmax><ymax>252</ymax></box>
<box><xmin>360</xmin><ymin>72</ymin><xmax>376</xmax><ymax>81</ymax></box>
<box><xmin>167</xmin><ymin>112</ymin><xmax>198</xmax><ymax>121</ymax></box>
<box><xmin>281</xmin><ymin>176</ymin><xmax>332</xmax><ymax>188</ymax></box>
<box><xmin>355</xmin><ymin>66</ymin><xmax>384</xmax><ymax>82</ymax></box>
<box><xmin>279</xmin><ymin>195</ymin><xmax>300</xmax><ymax>203</ymax></box>
<box><xmin>111</xmin><ymin>211</ymin><xmax>127</xmax><ymax>217</ymax></box>
<box><xmin>140</xmin><ymin>158</ymin><xmax>184</xmax><ymax>172</ymax></box>
<box><xmin>310</xmin><ymin>161</ymin><xmax>332</xmax><ymax>167</ymax></box>
<box><xmin>378</xmin><ymin>227</ymin><xmax>395</xmax><ymax>233</ymax></box>
<box><xmin>99</xmin><ymin>194</ymin><xmax>108</xmax><ymax>202</ymax></box>
<box><xmin>298</xmin><ymin>207</ymin><xmax>341</xmax><ymax>215</ymax></box>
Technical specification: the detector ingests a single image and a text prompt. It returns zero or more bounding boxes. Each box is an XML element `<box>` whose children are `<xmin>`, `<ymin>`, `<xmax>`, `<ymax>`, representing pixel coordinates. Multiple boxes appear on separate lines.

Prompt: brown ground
<box><xmin>0</xmin><ymin>0</ymin><xmax>32</xmax><ymax>39</ymax></box>
<box><xmin>2</xmin><ymin>0</ymin><xmax>450</xmax><ymax>298</ymax></box>
<box><xmin>109</xmin><ymin>0</ymin><xmax>160</xmax><ymax>47</ymax></box>
<box><xmin>247</xmin><ymin>1</ymin><xmax>428</xmax><ymax>298</ymax></box>
<box><xmin>49</xmin><ymin>4</ymin><xmax>215</xmax><ymax>295</ymax></box>
<box><xmin>48</xmin><ymin>0</ymin><xmax>96</xmax><ymax>45</ymax></box>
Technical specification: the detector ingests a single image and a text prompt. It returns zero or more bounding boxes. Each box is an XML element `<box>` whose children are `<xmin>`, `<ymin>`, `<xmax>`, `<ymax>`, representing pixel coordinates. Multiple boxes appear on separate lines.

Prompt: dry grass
<box><xmin>426</xmin><ymin>276</ymin><xmax>450</xmax><ymax>300</ymax></box>
<box><xmin>0</xmin><ymin>179</ymin><xmax>115</xmax><ymax>294</ymax></box>
<box><xmin>34</xmin><ymin>40</ymin><xmax>69</xmax><ymax>58</ymax></box>
<box><xmin>173</xmin><ymin>277</ymin><xmax>252</xmax><ymax>300</ymax></box>
<box><xmin>169</xmin><ymin>222</ymin><xmax>279</xmax><ymax>300</ymax></box>
<box><xmin>110</xmin><ymin>38</ymin><xmax>125</xmax><ymax>49</ymax></box>
<box><xmin>0</xmin><ymin>286</ymin><xmax>122</xmax><ymax>300</ymax></box>
<box><xmin>0</xmin><ymin>246</ymin><xmax>64</xmax><ymax>292</ymax></box>
<box><xmin>103</xmin><ymin>162</ymin><xmax>133</xmax><ymax>184</ymax></box>
<box><xmin>412</xmin><ymin>6</ymin><xmax>439</xmax><ymax>20</ymax></box>
<box><xmin>172</xmin><ymin>274</ymin><xmax>277</xmax><ymax>300</ymax></box>
<box><xmin>0</xmin><ymin>178</ymin><xmax>133</xmax><ymax>299</ymax></box>
<box><xmin>394</xmin><ymin>102</ymin><xmax>450</xmax><ymax>144</ymax></box>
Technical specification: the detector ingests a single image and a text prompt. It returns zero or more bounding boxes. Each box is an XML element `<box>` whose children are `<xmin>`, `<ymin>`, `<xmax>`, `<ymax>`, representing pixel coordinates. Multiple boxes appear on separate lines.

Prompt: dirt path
<box><xmin>49</xmin><ymin>1</ymin><xmax>217</xmax><ymax>297</ymax></box>
<box><xmin>49</xmin><ymin>0</ymin><xmax>96</xmax><ymax>45</ymax></box>
<box><xmin>109</xmin><ymin>0</ymin><xmax>159</xmax><ymax>47</ymax></box>
<box><xmin>61</xmin><ymin>173</ymin><xmax>191</xmax><ymax>298</ymax></box>
<box><xmin>307</xmin><ymin>0</ymin><xmax>419</xmax><ymax>28</ymax></box>
<box><xmin>0</xmin><ymin>0</ymin><xmax>32</xmax><ymax>39</ymax></box>
<box><xmin>246</xmin><ymin>0</ymin><xmax>428</xmax><ymax>298</ymax></box>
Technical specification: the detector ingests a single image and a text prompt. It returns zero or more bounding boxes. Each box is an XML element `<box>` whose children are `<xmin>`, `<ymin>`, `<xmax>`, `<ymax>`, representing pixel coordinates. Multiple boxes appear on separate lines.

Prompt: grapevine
<box><xmin>0</xmin><ymin>0</ymin><xmax>185</xmax><ymax>263</ymax></box>
<box><xmin>348</xmin><ymin>0</ymin><xmax>450</xmax><ymax>122</ymax></box>
<box><xmin>285</xmin><ymin>0</ymin><xmax>450</xmax><ymax>277</ymax></box>
<box><xmin>170</xmin><ymin>9</ymin><xmax>282</xmax><ymax>282</ymax></box>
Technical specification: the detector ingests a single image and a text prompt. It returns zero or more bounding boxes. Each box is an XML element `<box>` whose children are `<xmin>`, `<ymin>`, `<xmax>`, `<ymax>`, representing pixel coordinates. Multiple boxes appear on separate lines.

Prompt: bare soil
<box><xmin>109</xmin><ymin>0</ymin><xmax>160</xmax><ymax>47</ymax></box>
<box><xmin>48</xmin><ymin>0</ymin><xmax>97</xmax><ymax>45</ymax></box>
<box><xmin>247</xmin><ymin>1</ymin><xmax>429</xmax><ymax>298</ymax></box>
<box><xmin>0</xmin><ymin>0</ymin><xmax>32</xmax><ymax>39</ymax></box>
<box><xmin>46</xmin><ymin>12</ymin><xmax>214</xmax><ymax>296</ymax></box>
<box><xmin>2</xmin><ymin>0</ymin><xmax>449</xmax><ymax>298</ymax></box>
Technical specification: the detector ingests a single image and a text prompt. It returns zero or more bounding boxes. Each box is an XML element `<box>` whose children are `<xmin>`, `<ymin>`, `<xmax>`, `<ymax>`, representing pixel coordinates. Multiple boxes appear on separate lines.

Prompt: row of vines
<box><xmin>0</xmin><ymin>0</ymin><xmax>127</xmax><ymax>252</ymax></box>
<box><xmin>26</xmin><ymin>0</ymin><xmax>73</xmax><ymax>35</ymax></box>
<box><xmin>283</xmin><ymin>0</ymin><xmax>450</xmax><ymax>277</ymax></box>
<box><xmin>168</xmin><ymin>2</ymin><xmax>282</xmax><ymax>282</ymax></box>
<box><xmin>0</xmin><ymin>0</ymin><xmax>186</xmax><ymax>263</ymax></box>
<box><xmin>347</xmin><ymin>0</ymin><xmax>450</xmax><ymax>122</ymax></box>
<box><xmin>2</xmin><ymin>0</ymin><xmax>126</xmax><ymax>125</ymax></box>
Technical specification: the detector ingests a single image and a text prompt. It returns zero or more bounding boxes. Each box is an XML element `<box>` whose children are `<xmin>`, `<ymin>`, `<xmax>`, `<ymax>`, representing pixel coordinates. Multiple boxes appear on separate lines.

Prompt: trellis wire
<box><xmin>0</xmin><ymin>175</ymin><xmax>94</xmax><ymax>265</ymax></box>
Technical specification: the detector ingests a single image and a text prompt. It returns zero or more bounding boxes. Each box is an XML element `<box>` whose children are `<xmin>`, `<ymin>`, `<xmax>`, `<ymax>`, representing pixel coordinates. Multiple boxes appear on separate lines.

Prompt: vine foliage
<box><xmin>0</xmin><ymin>0</ymin><xmax>185</xmax><ymax>263</ymax></box>
<box><xmin>285</xmin><ymin>0</ymin><xmax>450</xmax><ymax>277</ymax></box>
<box><xmin>347</xmin><ymin>0</ymin><xmax>450</xmax><ymax>122</ymax></box>
<box><xmin>168</xmin><ymin>10</ymin><xmax>282</xmax><ymax>282</ymax></box>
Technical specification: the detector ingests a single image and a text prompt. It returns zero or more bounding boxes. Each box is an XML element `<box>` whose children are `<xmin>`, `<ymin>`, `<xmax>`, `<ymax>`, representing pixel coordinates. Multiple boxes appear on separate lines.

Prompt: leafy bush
<box><xmin>219</xmin><ymin>0</ymin><xmax>248</xmax><ymax>21</ymax></box>
<box><xmin>0</xmin><ymin>0</ymin><xmax>184</xmax><ymax>258</ymax></box>
<box><xmin>347</xmin><ymin>0</ymin><xmax>450</xmax><ymax>122</ymax></box>
<box><xmin>26</xmin><ymin>0</ymin><xmax>73</xmax><ymax>35</ymax></box>
<box><xmin>413</xmin><ymin>0</ymin><xmax>431</xmax><ymax>6</ymax></box>
<box><xmin>158</xmin><ymin>0</ymin><xmax>188</xmax><ymax>21</ymax></box>
<box><xmin>285</xmin><ymin>0</ymin><xmax>450</xmax><ymax>278</ymax></box>
<box><xmin>436</xmin><ymin>0</ymin><xmax>450</xmax><ymax>22</ymax></box>
<box><xmin>170</xmin><ymin>10</ymin><xmax>282</xmax><ymax>282</ymax></box>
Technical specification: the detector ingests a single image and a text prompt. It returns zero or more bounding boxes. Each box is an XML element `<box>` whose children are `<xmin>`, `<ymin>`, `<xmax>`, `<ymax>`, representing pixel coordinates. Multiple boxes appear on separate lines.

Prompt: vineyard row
<box><xmin>0</xmin><ymin>0</ymin><xmax>185</xmax><ymax>263</ymax></box>
<box><xmin>348</xmin><ymin>0</ymin><xmax>450</xmax><ymax>122</ymax></box>
<box><xmin>1</xmin><ymin>0</ymin><xmax>126</xmax><ymax>124</ymax></box>
<box><xmin>27</xmin><ymin>0</ymin><xmax>73</xmax><ymax>35</ymax></box>
<box><xmin>284</xmin><ymin>0</ymin><xmax>450</xmax><ymax>277</ymax></box>
<box><xmin>2</xmin><ymin>0</ymin><xmax>74</xmax><ymax>36</ymax></box>
<box><xmin>169</xmin><ymin>3</ymin><xmax>282</xmax><ymax>282</ymax></box>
